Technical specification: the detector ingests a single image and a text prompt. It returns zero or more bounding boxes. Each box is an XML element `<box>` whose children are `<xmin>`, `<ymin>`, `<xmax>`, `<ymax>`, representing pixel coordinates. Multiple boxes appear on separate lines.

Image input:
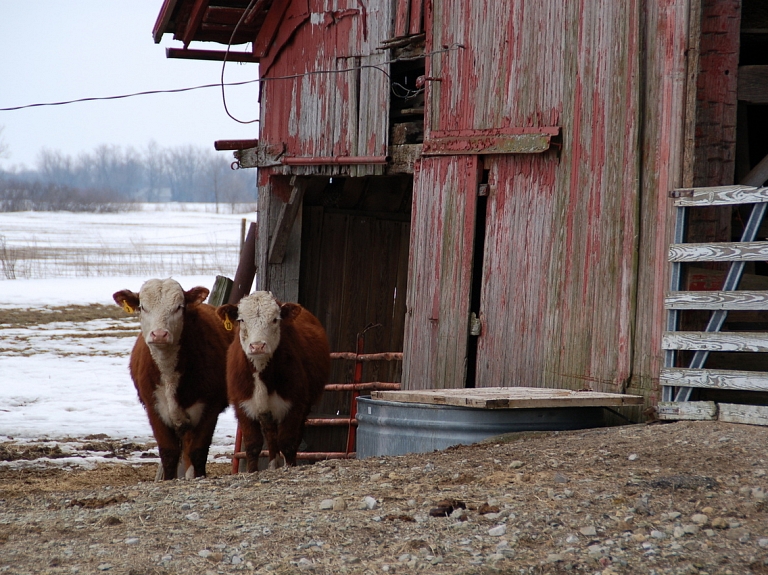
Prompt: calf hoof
<box><xmin>267</xmin><ymin>453</ymin><xmax>286</xmax><ymax>470</ymax></box>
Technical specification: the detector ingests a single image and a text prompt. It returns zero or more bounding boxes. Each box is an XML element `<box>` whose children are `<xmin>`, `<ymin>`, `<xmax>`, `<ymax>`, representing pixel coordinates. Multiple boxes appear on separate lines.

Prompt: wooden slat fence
<box><xmin>661</xmin><ymin>184</ymin><xmax>768</xmax><ymax>426</ymax></box>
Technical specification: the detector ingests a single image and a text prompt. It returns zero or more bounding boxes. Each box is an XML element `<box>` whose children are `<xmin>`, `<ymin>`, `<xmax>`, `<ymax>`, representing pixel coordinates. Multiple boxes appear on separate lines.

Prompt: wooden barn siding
<box><xmin>427</xmin><ymin>1</ymin><xmax>563</xmax><ymax>134</ymax></box>
<box><xmin>407</xmin><ymin>0</ymin><xmax>647</xmax><ymax>393</ymax></box>
<box><xmin>255</xmin><ymin>174</ymin><xmax>302</xmax><ymax>302</ymax></box>
<box><xmin>258</xmin><ymin>0</ymin><xmax>393</xmax><ymax>177</ymax></box>
<box><xmin>403</xmin><ymin>156</ymin><xmax>479</xmax><ymax>390</ymax></box>
<box><xmin>631</xmin><ymin>0</ymin><xmax>692</xmax><ymax>402</ymax></box>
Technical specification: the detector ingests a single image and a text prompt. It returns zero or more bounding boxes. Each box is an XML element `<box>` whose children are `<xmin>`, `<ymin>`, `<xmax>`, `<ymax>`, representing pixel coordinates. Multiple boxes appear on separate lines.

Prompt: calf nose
<box><xmin>249</xmin><ymin>341</ymin><xmax>267</xmax><ymax>354</ymax></box>
<box><xmin>150</xmin><ymin>329</ymin><xmax>170</xmax><ymax>343</ymax></box>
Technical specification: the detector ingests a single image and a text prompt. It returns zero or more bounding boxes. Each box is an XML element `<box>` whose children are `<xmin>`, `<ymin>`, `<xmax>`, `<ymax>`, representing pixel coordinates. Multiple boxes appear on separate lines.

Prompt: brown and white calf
<box><xmin>217</xmin><ymin>292</ymin><xmax>330</xmax><ymax>472</ymax></box>
<box><xmin>113</xmin><ymin>278</ymin><xmax>233</xmax><ymax>480</ymax></box>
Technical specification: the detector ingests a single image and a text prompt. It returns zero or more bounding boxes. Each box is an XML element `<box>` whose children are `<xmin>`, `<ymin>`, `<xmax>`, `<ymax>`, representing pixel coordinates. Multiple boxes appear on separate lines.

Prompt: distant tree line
<box><xmin>0</xmin><ymin>140</ymin><xmax>256</xmax><ymax>211</ymax></box>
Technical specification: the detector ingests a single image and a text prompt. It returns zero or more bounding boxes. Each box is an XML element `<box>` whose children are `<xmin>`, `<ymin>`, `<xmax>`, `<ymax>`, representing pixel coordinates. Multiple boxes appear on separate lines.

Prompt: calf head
<box><xmin>217</xmin><ymin>291</ymin><xmax>301</xmax><ymax>369</ymax></box>
<box><xmin>113</xmin><ymin>278</ymin><xmax>209</xmax><ymax>346</ymax></box>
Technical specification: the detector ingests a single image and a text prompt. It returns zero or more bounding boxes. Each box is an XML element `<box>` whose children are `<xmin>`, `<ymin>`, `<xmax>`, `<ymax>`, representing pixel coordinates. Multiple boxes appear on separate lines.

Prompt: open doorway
<box><xmin>298</xmin><ymin>175</ymin><xmax>412</xmax><ymax>449</ymax></box>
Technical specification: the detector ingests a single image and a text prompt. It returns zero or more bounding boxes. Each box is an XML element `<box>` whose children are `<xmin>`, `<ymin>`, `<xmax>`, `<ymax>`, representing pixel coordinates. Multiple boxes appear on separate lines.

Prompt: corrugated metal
<box><xmin>402</xmin><ymin>156</ymin><xmax>479</xmax><ymax>390</ymax></box>
<box><xmin>258</xmin><ymin>0</ymin><xmax>393</xmax><ymax>177</ymax></box>
<box><xmin>356</xmin><ymin>397</ymin><xmax>607</xmax><ymax>458</ymax></box>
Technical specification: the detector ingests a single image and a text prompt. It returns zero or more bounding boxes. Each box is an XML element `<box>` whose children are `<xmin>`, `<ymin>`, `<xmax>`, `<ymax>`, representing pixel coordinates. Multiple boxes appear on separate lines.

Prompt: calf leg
<box><xmin>276</xmin><ymin>407</ymin><xmax>310</xmax><ymax>467</ymax></box>
<box><xmin>182</xmin><ymin>407</ymin><xmax>221</xmax><ymax>478</ymax></box>
<box><xmin>237</xmin><ymin>408</ymin><xmax>265</xmax><ymax>473</ymax></box>
<box><xmin>258</xmin><ymin>412</ymin><xmax>281</xmax><ymax>469</ymax></box>
<box><xmin>148</xmin><ymin>410</ymin><xmax>182</xmax><ymax>480</ymax></box>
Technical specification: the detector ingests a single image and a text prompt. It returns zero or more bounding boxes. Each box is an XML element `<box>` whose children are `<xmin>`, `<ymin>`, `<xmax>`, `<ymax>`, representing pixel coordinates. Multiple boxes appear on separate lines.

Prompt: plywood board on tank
<box><xmin>370</xmin><ymin>387</ymin><xmax>643</xmax><ymax>409</ymax></box>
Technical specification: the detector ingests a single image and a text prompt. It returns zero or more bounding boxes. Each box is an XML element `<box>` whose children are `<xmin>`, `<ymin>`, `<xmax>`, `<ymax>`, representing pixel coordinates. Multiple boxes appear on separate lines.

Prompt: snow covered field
<box><xmin>0</xmin><ymin>204</ymin><xmax>256</xmax><ymax>468</ymax></box>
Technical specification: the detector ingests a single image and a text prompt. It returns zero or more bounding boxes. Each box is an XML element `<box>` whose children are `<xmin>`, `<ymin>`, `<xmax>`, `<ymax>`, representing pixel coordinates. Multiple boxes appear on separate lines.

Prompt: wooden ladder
<box><xmin>660</xmin><ymin>184</ymin><xmax>768</xmax><ymax>425</ymax></box>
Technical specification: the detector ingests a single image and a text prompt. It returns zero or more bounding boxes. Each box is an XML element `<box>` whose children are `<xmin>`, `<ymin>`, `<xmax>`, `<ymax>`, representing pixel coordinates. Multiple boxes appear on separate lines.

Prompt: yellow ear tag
<box><xmin>122</xmin><ymin>301</ymin><xmax>135</xmax><ymax>314</ymax></box>
<box><xmin>224</xmin><ymin>317</ymin><xmax>233</xmax><ymax>331</ymax></box>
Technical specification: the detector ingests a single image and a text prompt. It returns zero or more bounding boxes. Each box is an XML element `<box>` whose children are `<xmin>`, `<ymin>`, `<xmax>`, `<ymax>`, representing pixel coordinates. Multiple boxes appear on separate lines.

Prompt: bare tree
<box><xmin>0</xmin><ymin>125</ymin><xmax>9</xmax><ymax>160</ymax></box>
<box><xmin>143</xmin><ymin>140</ymin><xmax>169</xmax><ymax>201</ymax></box>
<box><xmin>37</xmin><ymin>148</ymin><xmax>75</xmax><ymax>186</ymax></box>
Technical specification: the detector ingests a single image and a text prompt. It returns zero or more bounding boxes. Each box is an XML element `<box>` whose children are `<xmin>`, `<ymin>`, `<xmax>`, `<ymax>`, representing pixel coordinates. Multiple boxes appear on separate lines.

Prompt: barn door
<box><xmin>402</xmin><ymin>155</ymin><xmax>481</xmax><ymax>390</ymax></box>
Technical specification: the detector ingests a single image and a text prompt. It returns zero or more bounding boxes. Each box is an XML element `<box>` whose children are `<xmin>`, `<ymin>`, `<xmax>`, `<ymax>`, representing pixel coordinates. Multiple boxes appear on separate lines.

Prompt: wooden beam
<box><xmin>153</xmin><ymin>0</ymin><xmax>178</xmax><ymax>43</ymax></box>
<box><xmin>252</xmin><ymin>0</ymin><xmax>290</xmax><ymax>58</ymax></box>
<box><xmin>743</xmin><ymin>152</ymin><xmax>768</xmax><ymax>188</ymax></box>
<box><xmin>166</xmin><ymin>47</ymin><xmax>259</xmax><ymax>63</ymax></box>
<box><xmin>660</xmin><ymin>368</ymin><xmax>768</xmax><ymax>392</ymax></box>
<box><xmin>244</xmin><ymin>0</ymin><xmax>271</xmax><ymax>26</ymax></box>
<box><xmin>230</xmin><ymin>222</ymin><xmax>257</xmax><ymax>304</ymax></box>
<box><xmin>656</xmin><ymin>401</ymin><xmax>717</xmax><ymax>421</ymax></box>
<box><xmin>662</xmin><ymin>331</ymin><xmax>768</xmax><ymax>352</ymax></box>
<box><xmin>268</xmin><ymin>177</ymin><xmax>306</xmax><ymax>265</ymax></box>
<box><xmin>422</xmin><ymin>132</ymin><xmax>555</xmax><ymax>155</ymax></box>
<box><xmin>668</xmin><ymin>241</ymin><xmax>768</xmax><ymax>262</ymax></box>
<box><xmin>208</xmin><ymin>275</ymin><xmax>234</xmax><ymax>306</ymax></box>
<box><xmin>370</xmin><ymin>387</ymin><xmax>644</xmax><ymax>409</ymax></box>
<box><xmin>719</xmin><ymin>403</ymin><xmax>768</xmax><ymax>426</ymax></box>
<box><xmin>671</xmin><ymin>185</ymin><xmax>768</xmax><ymax>207</ymax></box>
<box><xmin>214</xmin><ymin>139</ymin><xmax>260</xmax><ymax>151</ymax></box>
<box><xmin>182</xmin><ymin>0</ymin><xmax>210</xmax><ymax>48</ymax></box>
<box><xmin>665</xmin><ymin>290</ymin><xmax>768</xmax><ymax>310</ymax></box>
<box><xmin>738</xmin><ymin>65</ymin><xmax>768</xmax><ymax>104</ymax></box>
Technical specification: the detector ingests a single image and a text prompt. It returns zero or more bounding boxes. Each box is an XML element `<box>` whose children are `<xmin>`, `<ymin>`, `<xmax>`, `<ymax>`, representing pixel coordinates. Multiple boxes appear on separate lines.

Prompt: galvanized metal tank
<box><xmin>355</xmin><ymin>396</ymin><xmax>607</xmax><ymax>459</ymax></box>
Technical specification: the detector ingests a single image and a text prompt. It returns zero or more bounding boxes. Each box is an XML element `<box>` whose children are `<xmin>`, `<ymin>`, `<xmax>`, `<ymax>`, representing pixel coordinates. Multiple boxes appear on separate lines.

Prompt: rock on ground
<box><xmin>2</xmin><ymin>420</ymin><xmax>768</xmax><ymax>574</ymax></box>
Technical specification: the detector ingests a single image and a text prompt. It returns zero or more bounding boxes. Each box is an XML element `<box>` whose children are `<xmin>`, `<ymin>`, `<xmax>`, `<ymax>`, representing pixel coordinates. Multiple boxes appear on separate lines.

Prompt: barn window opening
<box><xmin>389</xmin><ymin>36</ymin><xmax>425</xmax><ymax>147</ymax></box>
<box><xmin>465</xmin><ymin>168</ymin><xmax>491</xmax><ymax>389</ymax></box>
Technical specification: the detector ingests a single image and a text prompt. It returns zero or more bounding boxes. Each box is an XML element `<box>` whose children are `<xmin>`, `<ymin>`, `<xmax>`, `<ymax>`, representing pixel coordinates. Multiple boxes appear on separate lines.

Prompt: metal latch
<box><xmin>469</xmin><ymin>312</ymin><xmax>482</xmax><ymax>336</ymax></box>
<box><xmin>669</xmin><ymin>189</ymin><xmax>694</xmax><ymax>198</ymax></box>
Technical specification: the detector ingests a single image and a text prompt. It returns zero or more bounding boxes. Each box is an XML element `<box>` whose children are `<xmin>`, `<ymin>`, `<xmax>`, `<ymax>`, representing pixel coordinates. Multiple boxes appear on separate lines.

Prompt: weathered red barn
<box><xmin>154</xmin><ymin>0</ymin><xmax>768</xmax><ymax>421</ymax></box>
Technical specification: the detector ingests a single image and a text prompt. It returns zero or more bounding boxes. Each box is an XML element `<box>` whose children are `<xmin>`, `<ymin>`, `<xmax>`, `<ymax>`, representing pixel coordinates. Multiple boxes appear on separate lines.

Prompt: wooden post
<box><xmin>229</xmin><ymin>222</ymin><xmax>258</xmax><ymax>304</ymax></box>
<box><xmin>239</xmin><ymin>218</ymin><xmax>247</xmax><ymax>256</ymax></box>
<box><xmin>209</xmin><ymin>275</ymin><xmax>234</xmax><ymax>306</ymax></box>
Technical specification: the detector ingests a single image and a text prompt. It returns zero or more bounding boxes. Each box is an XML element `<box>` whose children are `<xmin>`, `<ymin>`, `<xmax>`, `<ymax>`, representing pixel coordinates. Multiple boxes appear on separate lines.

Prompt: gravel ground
<box><xmin>2</xmin><ymin>419</ymin><xmax>768</xmax><ymax>575</ymax></box>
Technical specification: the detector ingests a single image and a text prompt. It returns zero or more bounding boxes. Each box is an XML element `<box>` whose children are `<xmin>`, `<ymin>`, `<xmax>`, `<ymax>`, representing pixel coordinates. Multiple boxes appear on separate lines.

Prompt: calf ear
<box><xmin>216</xmin><ymin>304</ymin><xmax>238</xmax><ymax>331</ymax></box>
<box><xmin>280</xmin><ymin>302</ymin><xmax>303</xmax><ymax>321</ymax></box>
<box><xmin>184</xmin><ymin>286</ymin><xmax>210</xmax><ymax>308</ymax></box>
<box><xmin>113</xmin><ymin>290</ymin><xmax>139</xmax><ymax>314</ymax></box>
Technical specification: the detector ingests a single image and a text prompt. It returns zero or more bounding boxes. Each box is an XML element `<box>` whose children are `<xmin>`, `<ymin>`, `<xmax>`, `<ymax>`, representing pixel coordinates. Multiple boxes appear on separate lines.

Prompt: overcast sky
<box><xmin>0</xmin><ymin>2</ymin><xmax>261</xmax><ymax>170</ymax></box>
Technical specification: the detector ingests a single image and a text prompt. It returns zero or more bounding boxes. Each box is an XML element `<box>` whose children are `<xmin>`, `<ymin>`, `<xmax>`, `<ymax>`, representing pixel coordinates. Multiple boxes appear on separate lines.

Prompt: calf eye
<box><xmin>272</xmin><ymin>318</ymin><xmax>278</xmax><ymax>324</ymax></box>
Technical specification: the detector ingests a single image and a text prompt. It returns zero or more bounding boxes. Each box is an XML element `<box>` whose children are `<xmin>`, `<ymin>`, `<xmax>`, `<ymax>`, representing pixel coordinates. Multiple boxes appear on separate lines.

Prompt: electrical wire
<box><xmin>0</xmin><ymin>79</ymin><xmax>261</xmax><ymax>112</ymax></box>
<box><xmin>0</xmin><ymin>44</ymin><xmax>463</xmax><ymax>114</ymax></box>
<box><xmin>219</xmin><ymin>0</ymin><xmax>260</xmax><ymax>124</ymax></box>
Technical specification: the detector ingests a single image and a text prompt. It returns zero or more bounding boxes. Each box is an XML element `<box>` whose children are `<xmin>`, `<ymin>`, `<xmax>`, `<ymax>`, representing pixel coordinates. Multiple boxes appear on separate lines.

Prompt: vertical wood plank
<box><xmin>633</xmin><ymin>0</ymin><xmax>690</xmax><ymax>402</ymax></box>
<box><xmin>395</xmin><ymin>0</ymin><xmax>410</xmax><ymax>38</ymax></box>
<box><xmin>409</xmin><ymin>0</ymin><xmax>423</xmax><ymax>35</ymax></box>
<box><xmin>403</xmin><ymin>156</ymin><xmax>478</xmax><ymax>390</ymax></box>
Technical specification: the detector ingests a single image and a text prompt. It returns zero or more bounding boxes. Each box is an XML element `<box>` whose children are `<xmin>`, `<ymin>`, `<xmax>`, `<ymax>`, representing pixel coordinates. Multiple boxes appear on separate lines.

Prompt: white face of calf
<box><xmin>237</xmin><ymin>292</ymin><xmax>282</xmax><ymax>368</ymax></box>
<box><xmin>138</xmin><ymin>278</ymin><xmax>187</xmax><ymax>346</ymax></box>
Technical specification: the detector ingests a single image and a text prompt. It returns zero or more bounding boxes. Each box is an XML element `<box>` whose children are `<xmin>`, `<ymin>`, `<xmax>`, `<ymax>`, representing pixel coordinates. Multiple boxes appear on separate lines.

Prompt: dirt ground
<box><xmin>2</xmin><ymin>419</ymin><xmax>768</xmax><ymax>575</ymax></box>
